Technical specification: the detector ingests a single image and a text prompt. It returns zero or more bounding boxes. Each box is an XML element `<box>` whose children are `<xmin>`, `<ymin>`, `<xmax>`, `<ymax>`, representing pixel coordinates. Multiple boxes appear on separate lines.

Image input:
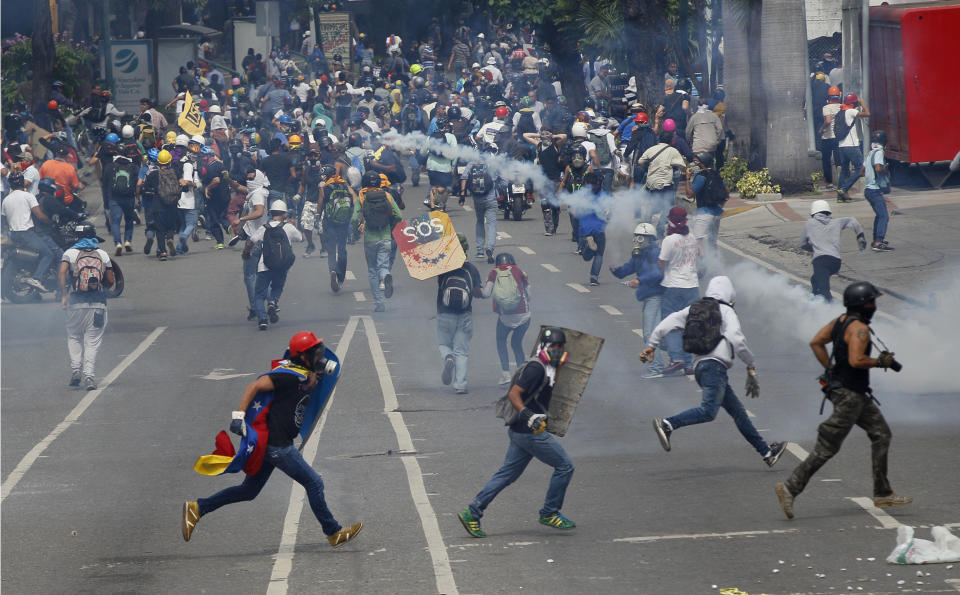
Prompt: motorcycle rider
<box><xmin>2</xmin><ymin>172</ymin><xmax>57</xmax><ymax>290</ymax></box>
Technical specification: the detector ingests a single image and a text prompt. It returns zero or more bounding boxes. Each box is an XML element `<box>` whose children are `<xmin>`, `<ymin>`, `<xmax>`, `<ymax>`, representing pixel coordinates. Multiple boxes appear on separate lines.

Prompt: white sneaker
<box><xmin>498</xmin><ymin>370</ymin><xmax>512</xmax><ymax>385</ymax></box>
<box><xmin>115</xmin><ymin>243</ymin><xmax>123</xmax><ymax>256</ymax></box>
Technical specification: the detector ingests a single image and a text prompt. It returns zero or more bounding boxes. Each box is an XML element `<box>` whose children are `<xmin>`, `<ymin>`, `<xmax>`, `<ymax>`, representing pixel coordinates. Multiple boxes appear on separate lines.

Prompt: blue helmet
<box><xmin>277</xmin><ymin>113</ymin><xmax>293</xmax><ymax>125</ymax></box>
<box><xmin>147</xmin><ymin>148</ymin><xmax>160</xmax><ymax>161</ymax></box>
<box><xmin>105</xmin><ymin>132</ymin><xmax>120</xmax><ymax>144</ymax></box>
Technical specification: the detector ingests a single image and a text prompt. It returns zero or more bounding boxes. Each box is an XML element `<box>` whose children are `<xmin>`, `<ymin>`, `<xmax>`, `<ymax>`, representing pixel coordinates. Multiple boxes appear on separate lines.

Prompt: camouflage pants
<box><xmin>785</xmin><ymin>388</ymin><xmax>893</xmax><ymax>498</ymax></box>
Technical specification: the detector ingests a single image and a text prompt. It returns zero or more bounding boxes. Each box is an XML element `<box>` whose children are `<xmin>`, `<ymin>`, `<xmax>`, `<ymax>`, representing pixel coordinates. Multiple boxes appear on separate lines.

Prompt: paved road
<box><xmin>3</xmin><ymin>191</ymin><xmax>959</xmax><ymax>595</ymax></box>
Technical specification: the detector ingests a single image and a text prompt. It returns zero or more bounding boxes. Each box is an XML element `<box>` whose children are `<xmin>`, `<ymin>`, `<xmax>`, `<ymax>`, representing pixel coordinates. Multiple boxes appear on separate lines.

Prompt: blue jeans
<box><xmin>365</xmin><ymin>239</ymin><xmax>392</xmax><ymax>307</ymax></box>
<box><xmin>197</xmin><ymin>444</ymin><xmax>342</xmax><ymax>536</ymax></box>
<box><xmin>178</xmin><ymin>208</ymin><xmax>198</xmax><ymax>251</ymax></box>
<box><xmin>109</xmin><ymin>196</ymin><xmax>135</xmax><ymax>244</ymax></box>
<box><xmin>142</xmin><ymin>196</ymin><xmax>156</xmax><ymax>243</ymax></box>
<box><xmin>11</xmin><ymin>229</ymin><xmax>58</xmax><ymax>280</ymax></box>
<box><xmin>437</xmin><ymin>311</ymin><xmax>473</xmax><ymax>390</ymax></box>
<box><xmin>474</xmin><ymin>195</ymin><xmax>498</xmax><ymax>254</ymax></box>
<box><xmin>469</xmin><ymin>429</ymin><xmax>575</xmax><ymax>519</ymax></box>
<box><xmin>243</xmin><ymin>242</ymin><xmax>263</xmax><ymax>310</ymax></box>
<box><xmin>253</xmin><ymin>266</ymin><xmax>289</xmax><ymax>323</ymax></box>
<box><xmin>647</xmin><ymin>186</ymin><xmax>676</xmax><ymax>238</ymax></box>
<box><xmin>838</xmin><ymin>146</ymin><xmax>864</xmax><ymax>192</ymax></box>
<box><xmin>642</xmin><ymin>293</ymin><xmax>665</xmax><ymax>374</ymax></box>
<box><xmin>496</xmin><ymin>318</ymin><xmax>529</xmax><ymax>370</ymax></box>
<box><xmin>661</xmin><ymin>286</ymin><xmax>700</xmax><ymax>366</ymax></box>
<box><xmin>579</xmin><ymin>232</ymin><xmax>605</xmax><ymax>280</ymax></box>
<box><xmin>864</xmin><ymin>188</ymin><xmax>888</xmax><ymax>242</ymax></box>
<box><xmin>325</xmin><ymin>222</ymin><xmax>349</xmax><ymax>280</ymax></box>
<box><xmin>666</xmin><ymin>359</ymin><xmax>769</xmax><ymax>455</ymax></box>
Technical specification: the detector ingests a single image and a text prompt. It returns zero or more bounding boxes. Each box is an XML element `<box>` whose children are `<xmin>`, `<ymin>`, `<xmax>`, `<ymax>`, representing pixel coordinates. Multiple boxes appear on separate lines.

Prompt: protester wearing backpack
<box><xmin>319</xmin><ymin>165</ymin><xmax>355</xmax><ymax>292</ymax></box>
<box><xmin>352</xmin><ymin>171</ymin><xmax>402</xmax><ymax>312</ymax></box>
<box><xmin>243</xmin><ymin>200</ymin><xmax>303</xmax><ymax>330</ymax></box>
<box><xmin>685</xmin><ymin>152</ymin><xmax>729</xmax><ymax>257</ymax></box>
<box><xmin>641</xmin><ymin>276</ymin><xmax>787</xmax><ymax>467</ymax></box>
<box><xmin>58</xmin><ymin>224</ymin><xmax>114</xmax><ymax>391</ymax></box>
<box><xmin>637</xmin><ymin>131</ymin><xmax>687</xmax><ymax>239</ymax></box>
<box><xmin>835</xmin><ymin>94</ymin><xmax>870</xmax><ymax>202</ymax></box>
<box><xmin>436</xmin><ymin>234</ymin><xmax>484</xmax><ymax>394</ymax></box>
<box><xmin>459</xmin><ymin>150</ymin><xmax>501</xmax><ymax>263</ymax></box>
<box><xmin>230</xmin><ymin>167</ymin><xmax>271</xmax><ymax>320</ymax></box>
<box><xmin>583</xmin><ymin>120</ymin><xmax>617</xmax><ymax>192</ymax></box>
<box><xmin>175</xmin><ymin>137</ymin><xmax>203</xmax><ymax>254</ymax></box>
<box><xmin>144</xmin><ymin>149</ymin><xmax>183</xmax><ymax>260</ymax></box>
<box><xmin>480</xmin><ymin>253</ymin><xmax>531</xmax><ymax>385</ymax></box>
<box><xmin>106</xmin><ymin>155</ymin><xmax>140</xmax><ymax>255</ymax></box>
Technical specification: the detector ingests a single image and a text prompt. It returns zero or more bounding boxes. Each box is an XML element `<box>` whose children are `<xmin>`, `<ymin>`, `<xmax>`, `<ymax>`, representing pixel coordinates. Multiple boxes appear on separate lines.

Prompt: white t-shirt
<box><xmin>178</xmin><ymin>160</ymin><xmax>198</xmax><ymax>209</ymax></box>
<box><xmin>248</xmin><ymin>220</ymin><xmax>303</xmax><ymax>272</ymax></box>
<box><xmin>22</xmin><ymin>165</ymin><xmax>40</xmax><ymax>195</ymax></box>
<box><xmin>821</xmin><ymin>103</ymin><xmax>841</xmax><ymax>140</ymax></box>
<box><xmin>242</xmin><ymin>188</ymin><xmax>269</xmax><ymax>237</ymax></box>
<box><xmin>659</xmin><ymin>233</ymin><xmax>700</xmax><ymax>288</ymax></box>
<box><xmin>838</xmin><ymin>108</ymin><xmax>862</xmax><ymax>147</ymax></box>
<box><xmin>1</xmin><ymin>189</ymin><xmax>39</xmax><ymax>231</ymax></box>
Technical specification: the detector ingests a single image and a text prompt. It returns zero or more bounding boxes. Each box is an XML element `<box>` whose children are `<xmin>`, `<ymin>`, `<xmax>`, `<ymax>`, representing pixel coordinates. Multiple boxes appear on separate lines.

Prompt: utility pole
<box><xmin>102</xmin><ymin>0</ymin><xmax>113</xmax><ymax>89</ymax></box>
<box><xmin>861</xmin><ymin>0</ymin><xmax>871</xmax><ymax>152</ymax></box>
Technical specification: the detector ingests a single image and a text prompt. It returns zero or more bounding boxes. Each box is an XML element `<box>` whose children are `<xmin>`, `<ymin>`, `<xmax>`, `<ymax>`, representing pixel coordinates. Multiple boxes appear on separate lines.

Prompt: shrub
<box><xmin>735</xmin><ymin>168</ymin><xmax>781</xmax><ymax>199</ymax></box>
<box><xmin>719</xmin><ymin>156</ymin><xmax>748</xmax><ymax>189</ymax></box>
<box><xmin>1</xmin><ymin>33</ymin><xmax>95</xmax><ymax>112</ymax></box>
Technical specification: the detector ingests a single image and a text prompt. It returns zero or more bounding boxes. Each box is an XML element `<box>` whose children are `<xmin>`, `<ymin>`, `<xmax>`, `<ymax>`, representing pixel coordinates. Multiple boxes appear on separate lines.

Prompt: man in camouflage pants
<box><xmin>775</xmin><ymin>282</ymin><xmax>911</xmax><ymax>519</ymax></box>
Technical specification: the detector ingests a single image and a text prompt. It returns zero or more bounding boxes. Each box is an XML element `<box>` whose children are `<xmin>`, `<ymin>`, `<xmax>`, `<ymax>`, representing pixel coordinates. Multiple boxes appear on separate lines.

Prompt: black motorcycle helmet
<box><xmin>361</xmin><ymin>170</ymin><xmax>381</xmax><ymax>188</ymax></box>
<box><xmin>74</xmin><ymin>223</ymin><xmax>103</xmax><ymax>241</ymax></box>
<box><xmin>541</xmin><ymin>327</ymin><xmax>566</xmax><ymax>346</ymax></box>
<box><xmin>8</xmin><ymin>171</ymin><xmax>25</xmax><ymax>189</ymax></box>
<box><xmin>694</xmin><ymin>151</ymin><xmax>714</xmax><ymax>169</ymax></box>
<box><xmin>495</xmin><ymin>252</ymin><xmax>516</xmax><ymax>266</ymax></box>
<box><xmin>447</xmin><ymin>105</ymin><xmax>461</xmax><ymax>120</ymax></box>
<box><xmin>870</xmin><ymin>130</ymin><xmax>888</xmax><ymax>146</ymax></box>
<box><xmin>37</xmin><ymin>176</ymin><xmax>59</xmax><ymax>196</ymax></box>
<box><xmin>348</xmin><ymin>132</ymin><xmax>364</xmax><ymax>148</ymax></box>
<box><xmin>319</xmin><ymin>164</ymin><xmax>337</xmax><ymax>180</ymax></box>
<box><xmin>843</xmin><ymin>281</ymin><xmax>882</xmax><ymax>308</ymax></box>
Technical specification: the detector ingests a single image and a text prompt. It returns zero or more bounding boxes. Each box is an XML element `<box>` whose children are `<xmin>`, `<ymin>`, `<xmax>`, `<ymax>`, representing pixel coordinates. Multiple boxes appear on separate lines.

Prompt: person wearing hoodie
<box><xmin>640</xmin><ymin>276</ymin><xmax>788</xmax><ymax>467</ymax></box>
<box><xmin>228</xmin><ymin>166</ymin><xmax>270</xmax><ymax>320</ymax></box>
<box><xmin>610</xmin><ymin>223</ymin><xmax>666</xmax><ymax>378</ymax></box>
<box><xmin>310</xmin><ymin>103</ymin><xmax>334</xmax><ymax>133</ymax></box>
<box><xmin>801</xmin><ymin>199</ymin><xmax>866</xmax><ymax>302</ymax></box>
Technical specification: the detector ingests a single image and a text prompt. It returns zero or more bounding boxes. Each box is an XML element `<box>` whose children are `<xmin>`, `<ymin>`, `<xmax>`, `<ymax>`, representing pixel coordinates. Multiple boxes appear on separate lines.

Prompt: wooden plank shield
<box><xmin>532</xmin><ymin>326</ymin><xmax>604</xmax><ymax>437</ymax></box>
<box><xmin>392</xmin><ymin>210</ymin><xmax>466</xmax><ymax>280</ymax></box>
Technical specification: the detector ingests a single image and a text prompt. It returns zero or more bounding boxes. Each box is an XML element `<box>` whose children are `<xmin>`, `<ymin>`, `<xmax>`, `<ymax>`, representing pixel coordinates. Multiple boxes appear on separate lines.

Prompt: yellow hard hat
<box><xmin>157</xmin><ymin>149</ymin><xmax>173</xmax><ymax>164</ymax></box>
<box><xmin>165</xmin><ymin>130</ymin><xmax>177</xmax><ymax>144</ymax></box>
<box><xmin>288</xmin><ymin>133</ymin><xmax>302</xmax><ymax>148</ymax></box>
<box><xmin>410</xmin><ymin>63</ymin><xmax>422</xmax><ymax>76</ymax></box>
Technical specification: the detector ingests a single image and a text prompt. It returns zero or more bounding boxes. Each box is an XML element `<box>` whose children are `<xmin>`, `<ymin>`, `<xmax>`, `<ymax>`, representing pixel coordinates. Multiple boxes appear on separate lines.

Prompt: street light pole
<box><xmin>861</xmin><ymin>0</ymin><xmax>871</xmax><ymax>152</ymax></box>
<box><xmin>102</xmin><ymin>0</ymin><xmax>113</xmax><ymax>90</ymax></box>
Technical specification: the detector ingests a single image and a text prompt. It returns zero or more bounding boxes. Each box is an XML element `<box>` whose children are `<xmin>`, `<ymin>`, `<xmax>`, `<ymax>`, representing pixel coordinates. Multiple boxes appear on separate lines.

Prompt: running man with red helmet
<box><xmin>835</xmin><ymin>93</ymin><xmax>870</xmax><ymax>202</ymax></box>
<box><xmin>182</xmin><ymin>331</ymin><xmax>363</xmax><ymax>548</ymax></box>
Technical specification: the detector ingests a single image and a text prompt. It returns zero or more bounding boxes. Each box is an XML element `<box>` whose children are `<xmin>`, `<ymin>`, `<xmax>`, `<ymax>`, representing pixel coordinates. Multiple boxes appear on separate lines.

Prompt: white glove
<box><xmin>230</xmin><ymin>410</ymin><xmax>247</xmax><ymax>437</ymax></box>
<box><xmin>293</xmin><ymin>193</ymin><xmax>302</xmax><ymax>202</ymax></box>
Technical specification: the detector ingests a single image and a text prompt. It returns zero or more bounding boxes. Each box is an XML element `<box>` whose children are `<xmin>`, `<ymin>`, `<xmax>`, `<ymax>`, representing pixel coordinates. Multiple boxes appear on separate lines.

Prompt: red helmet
<box><xmin>844</xmin><ymin>93</ymin><xmax>859</xmax><ymax>105</ymax></box>
<box><xmin>289</xmin><ymin>331</ymin><xmax>323</xmax><ymax>358</ymax></box>
<box><xmin>47</xmin><ymin>100</ymin><xmax>59</xmax><ymax>110</ymax></box>
<box><xmin>494</xmin><ymin>106</ymin><xmax>508</xmax><ymax>118</ymax></box>
<box><xmin>634</xmin><ymin>112</ymin><xmax>648</xmax><ymax>123</ymax></box>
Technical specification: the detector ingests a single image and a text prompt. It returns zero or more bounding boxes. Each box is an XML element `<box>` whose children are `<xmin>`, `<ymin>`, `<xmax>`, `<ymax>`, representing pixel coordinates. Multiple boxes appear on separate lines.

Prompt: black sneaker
<box><xmin>258</xmin><ymin>321</ymin><xmax>268</xmax><ymax>331</ymax></box>
<box><xmin>330</xmin><ymin>270</ymin><xmax>341</xmax><ymax>293</ymax></box>
<box><xmin>247</xmin><ymin>308</ymin><xmax>257</xmax><ymax>321</ymax></box>
<box><xmin>441</xmin><ymin>355</ymin><xmax>455</xmax><ymax>385</ymax></box>
<box><xmin>69</xmin><ymin>370</ymin><xmax>82</xmax><ymax>387</ymax></box>
<box><xmin>764</xmin><ymin>441</ymin><xmax>787</xmax><ymax>467</ymax></box>
<box><xmin>653</xmin><ymin>417</ymin><xmax>672</xmax><ymax>452</ymax></box>
<box><xmin>143</xmin><ymin>238</ymin><xmax>154</xmax><ymax>255</ymax></box>
<box><xmin>589</xmin><ymin>277</ymin><xmax>599</xmax><ymax>286</ymax></box>
<box><xmin>267</xmin><ymin>302</ymin><xmax>279</xmax><ymax>324</ymax></box>
<box><xmin>871</xmin><ymin>242</ymin><xmax>894</xmax><ymax>252</ymax></box>
<box><xmin>84</xmin><ymin>376</ymin><xmax>97</xmax><ymax>391</ymax></box>
<box><xmin>384</xmin><ymin>274</ymin><xmax>394</xmax><ymax>298</ymax></box>
<box><xmin>486</xmin><ymin>249</ymin><xmax>494</xmax><ymax>264</ymax></box>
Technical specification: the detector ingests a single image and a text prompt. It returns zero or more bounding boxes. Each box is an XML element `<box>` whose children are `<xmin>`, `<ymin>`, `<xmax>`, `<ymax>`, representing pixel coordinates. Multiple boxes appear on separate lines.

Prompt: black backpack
<box><xmin>109</xmin><ymin>158</ymin><xmax>139</xmax><ymax>197</ymax></box>
<box><xmin>468</xmin><ymin>164</ymin><xmax>492</xmax><ymax>195</ymax></box>
<box><xmin>261</xmin><ymin>223</ymin><xmax>295</xmax><ymax>270</ymax></box>
<box><xmin>698</xmin><ymin>169</ymin><xmax>727</xmax><ymax>208</ymax></box>
<box><xmin>85</xmin><ymin>98</ymin><xmax>108</xmax><ymax>122</ymax></box>
<box><xmin>361</xmin><ymin>189</ymin><xmax>393</xmax><ymax>231</ymax></box>
<box><xmin>833</xmin><ymin>108</ymin><xmax>858</xmax><ymax>143</ymax></box>
<box><xmin>516</xmin><ymin>111</ymin><xmax>537</xmax><ymax>135</ymax></box>
<box><xmin>440</xmin><ymin>270</ymin><xmax>472</xmax><ymax>311</ymax></box>
<box><xmin>682</xmin><ymin>298</ymin><xmax>726</xmax><ymax>355</ymax></box>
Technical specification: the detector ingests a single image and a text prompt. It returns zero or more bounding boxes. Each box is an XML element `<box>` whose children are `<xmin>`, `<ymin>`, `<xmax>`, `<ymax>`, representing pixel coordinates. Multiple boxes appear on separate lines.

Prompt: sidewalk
<box><xmin>718</xmin><ymin>186</ymin><xmax>960</xmax><ymax>313</ymax></box>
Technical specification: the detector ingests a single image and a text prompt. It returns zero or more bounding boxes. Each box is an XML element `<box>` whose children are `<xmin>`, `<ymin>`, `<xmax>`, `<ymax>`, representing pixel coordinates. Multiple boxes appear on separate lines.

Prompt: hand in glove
<box><xmin>745</xmin><ymin>369</ymin><xmax>760</xmax><ymax>399</ymax></box>
<box><xmin>229</xmin><ymin>411</ymin><xmax>247</xmax><ymax>437</ymax></box>
<box><xmin>518</xmin><ymin>408</ymin><xmax>547</xmax><ymax>434</ymax></box>
<box><xmin>876</xmin><ymin>351</ymin><xmax>902</xmax><ymax>371</ymax></box>
<box><xmin>858</xmin><ymin>234</ymin><xmax>867</xmax><ymax>251</ymax></box>
<box><xmin>241</xmin><ymin>248</ymin><xmax>251</xmax><ymax>260</ymax></box>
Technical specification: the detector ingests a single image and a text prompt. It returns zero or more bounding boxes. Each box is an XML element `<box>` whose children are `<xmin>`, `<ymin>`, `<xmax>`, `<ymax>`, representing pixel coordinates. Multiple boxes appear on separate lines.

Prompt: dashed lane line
<box><xmin>632</xmin><ymin>329</ymin><xmax>644</xmax><ymax>337</ymax></box>
<box><xmin>518</xmin><ymin>246</ymin><xmax>535</xmax><ymax>255</ymax></box>
<box><xmin>599</xmin><ymin>305</ymin><xmax>622</xmax><ymax>316</ymax></box>
<box><xmin>496</xmin><ymin>231</ymin><xmax>511</xmax><ymax>239</ymax></box>
<box><xmin>541</xmin><ymin>263</ymin><xmax>560</xmax><ymax>272</ymax></box>
<box><xmin>461</xmin><ymin>204</ymin><xmax>473</xmax><ymax>211</ymax></box>
<box><xmin>267</xmin><ymin>318</ymin><xmax>359</xmax><ymax>595</ymax></box>
<box><xmin>848</xmin><ymin>497</ymin><xmax>902</xmax><ymax>529</ymax></box>
<box><xmin>566</xmin><ymin>283</ymin><xmax>590</xmax><ymax>293</ymax></box>
<box><xmin>344</xmin><ymin>270</ymin><xmax>356</xmax><ymax>281</ymax></box>
<box><xmin>353</xmin><ymin>291</ymin><xmax>366</xmax><ymax>302</ymax></box>
<box><xmin>2</xmin><ymin>326</ymin><xmax>167</xmax><ymax>501</ymax></box>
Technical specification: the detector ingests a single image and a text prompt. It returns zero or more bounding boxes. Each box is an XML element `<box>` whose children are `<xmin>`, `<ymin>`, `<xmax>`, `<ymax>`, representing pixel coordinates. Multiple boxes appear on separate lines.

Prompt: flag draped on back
<box><xmin>193</xmin><ymin>362</ymin><xmax>310</xmax><ymax>476</ymax></box>
<box><xmin>178</xmin><ymin>91</ymin><xmax>207</xmax><ymax>136</ymax></box>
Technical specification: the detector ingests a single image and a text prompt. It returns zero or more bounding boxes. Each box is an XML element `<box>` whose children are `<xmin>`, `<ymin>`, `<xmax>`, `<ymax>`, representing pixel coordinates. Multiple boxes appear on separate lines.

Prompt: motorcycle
<box><xmin>499</xmin><ymin>179</ymin><xmax>535</xmax><ymax>221</ymax></box>
<box><xmin>1</xmin><ymin>216</ymin><xmax>125</xmax><ymax>304</ymax></box>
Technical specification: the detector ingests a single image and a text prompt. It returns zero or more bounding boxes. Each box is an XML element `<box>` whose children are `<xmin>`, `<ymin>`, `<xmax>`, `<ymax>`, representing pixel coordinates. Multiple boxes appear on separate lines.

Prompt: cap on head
<box><xmin>810</xmin><ymin>199</ymin><xmax>831</xmax><ymax>216</ymax></box>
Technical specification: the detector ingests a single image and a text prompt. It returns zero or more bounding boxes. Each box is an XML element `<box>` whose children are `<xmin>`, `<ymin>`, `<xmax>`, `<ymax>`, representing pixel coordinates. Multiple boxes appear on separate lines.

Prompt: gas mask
<box><xmin>307</xmin><ymin>345</ymin><xmax>338</xmax><ymax>375</ymax></box>
<box><xmin>537</xmin><ymin>343</ymin><xmax>568</xmax><ymax>368</ymax></box>
<box><xmin>632</xmin><ymin>234</ymin><xmax>651</xmax><ymax>255</ymax></box>
<box><xmin>850</xmin><ymin>304</ymin><xmax>877</xmax><ymax>324</ymax></box>
<box><xmin>571</xmin><ymin>154</ymin><xmax>585</xmax><ymax>169</ymax></box>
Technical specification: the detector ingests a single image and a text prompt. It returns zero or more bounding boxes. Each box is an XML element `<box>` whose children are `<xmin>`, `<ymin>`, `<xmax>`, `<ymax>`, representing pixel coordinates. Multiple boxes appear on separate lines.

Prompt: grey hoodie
<box><xmin>648</xmin><ymin>276</ymin><xmax>755</xmax><ymax>370</ymax></box>
<box><xmin>801</xmin><ymin>213</ymin><xmax>864</xmax><ymax>260</ymax></box>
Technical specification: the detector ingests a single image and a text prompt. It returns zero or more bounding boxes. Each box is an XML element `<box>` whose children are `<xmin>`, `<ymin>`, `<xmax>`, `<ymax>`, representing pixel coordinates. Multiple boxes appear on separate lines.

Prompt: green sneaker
<box><xmin>539</xmin><ymin>512</ymin><xmax>576</xmax><ymax>530</ymax></box>
<box><xmin>458</xmin><ymin>508</ymin><xmax>486</xmax><ymax>538</ymax></box>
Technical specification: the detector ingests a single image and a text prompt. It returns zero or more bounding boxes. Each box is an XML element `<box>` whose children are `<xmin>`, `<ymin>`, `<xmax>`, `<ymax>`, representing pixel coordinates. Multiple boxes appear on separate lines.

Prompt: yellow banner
<box><xmin>177</xmin><ymin>91</ymin><xmax>206</xmax><ymax>136</ymax></box>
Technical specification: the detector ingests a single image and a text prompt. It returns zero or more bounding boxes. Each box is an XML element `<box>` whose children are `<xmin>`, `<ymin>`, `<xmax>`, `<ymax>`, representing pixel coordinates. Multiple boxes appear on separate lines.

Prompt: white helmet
<box><xmin>121</xmin><ymin>124</ymin><xmax>135</xmax><ymax>139</ymax></box>
<box><xmin>190</xmin><ymin>134</ymin><xmax>205</xmax><ymax>145</ymax></box>
<box><xmin>571</xmin><ymin>122</ymin><xmax>588</xmax><ymax>139</ymax></box>
<box><xmin>175</xmin><ymin>134</ymin><xmax>190</xmax><ymax>147</ymax></box>
<box><xmin>633</xmin><ymin>222</ymin><xmax>657</xmax><ymax>236</ymax></box>
<box><xmin>208</xmin><ymin>104</ymin><xmax>221</xmax><ymax>114</ymax></box>
<box><xmin>810</xmin><ymin>199</ymin><xmax>831</xmax><ymax>216</ymax></box>
<box><xmin>269</xmin><ymin>200</ymin><xmax>288</xmax><ymax>213</ymax></box>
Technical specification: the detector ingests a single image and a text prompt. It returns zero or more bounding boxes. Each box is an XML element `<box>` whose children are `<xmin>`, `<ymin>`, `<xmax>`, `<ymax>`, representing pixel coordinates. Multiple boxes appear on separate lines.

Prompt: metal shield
<box><xmin>532</xmin><ymin>326</ymin><xmax>605</xmax><ymax>437</ymax></box>
<box><xmin>294</xmin><ymin>347</ymin><xmax>341</xmax><ymax>450</ymax></box>
<box><xmin>392</xmin><ymin>210</ymin><xmax>466</xmax><ymax>280</ymax></box>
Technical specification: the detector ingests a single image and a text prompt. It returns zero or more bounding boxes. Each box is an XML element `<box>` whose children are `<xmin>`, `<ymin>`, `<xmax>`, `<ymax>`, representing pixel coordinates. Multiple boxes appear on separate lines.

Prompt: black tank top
<box><xmin>831</xmin><ymin>315</ymin><xmax>872</xmax><ymax>394</ymax></box>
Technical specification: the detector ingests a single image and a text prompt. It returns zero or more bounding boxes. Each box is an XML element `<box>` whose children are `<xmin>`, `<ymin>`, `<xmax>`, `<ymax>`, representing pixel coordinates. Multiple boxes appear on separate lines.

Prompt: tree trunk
<box><xmin>746</xmin><ymin>1</ymin><xmax>766</xmax><ymax>169</ymax></box>
<box><xmin>540</xmin><ymin>18</ymin><xmax>584</xmax><ymax>110</ymax></box>
<box><xmin>31</xmin><ymin>0</ymin><xmax>56</xmax><ymax>115</ymax></box>
<box><xmin>761</xmin><ymin>0</ymin><xmax>816</xmax><ymax>188</ymax></box>
<box><xmin>721</xmin><ymin>0</ymin><xmax>752</xmax><ymax>162</ymax></box>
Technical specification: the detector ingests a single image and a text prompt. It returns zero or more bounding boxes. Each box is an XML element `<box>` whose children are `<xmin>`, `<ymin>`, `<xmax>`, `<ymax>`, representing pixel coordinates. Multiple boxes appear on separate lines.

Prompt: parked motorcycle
<box><xmin>499</xmin><ymin>179</ymin><xmax>535</xmax><ymax>221</ymax></box>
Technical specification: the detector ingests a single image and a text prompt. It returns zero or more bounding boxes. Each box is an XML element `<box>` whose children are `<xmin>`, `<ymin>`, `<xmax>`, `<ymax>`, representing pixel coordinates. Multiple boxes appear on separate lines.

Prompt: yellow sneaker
<box><xmin>182</xmin><ymin>501</ymin><xmax>200</xmax><ymax>541</ymax></box>
<box><xmin>874</xmin><ymin>493</ymin><xmax>912</xmax><ymax>508</ymax></box>
<box><xmin>328</xmin><ymin>522</ymin><xmax>363</xmax><ymax>548</ymax></box>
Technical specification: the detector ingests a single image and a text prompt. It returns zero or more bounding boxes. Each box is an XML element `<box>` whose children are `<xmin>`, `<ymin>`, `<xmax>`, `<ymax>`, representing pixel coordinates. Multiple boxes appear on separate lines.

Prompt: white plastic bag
<box><xmin>887</xmin><ymin>525</ymin><xmax>960</xmax><ymax>564</ymax></box>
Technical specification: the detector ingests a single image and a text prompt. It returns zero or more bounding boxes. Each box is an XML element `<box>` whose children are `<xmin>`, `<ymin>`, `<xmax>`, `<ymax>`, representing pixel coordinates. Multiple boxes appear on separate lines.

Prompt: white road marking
<box><xmin>946</xmin><ymin>578</ymin><xmax>960</xmax><ymax>592</ymax></box>
<box><xmin>2</xmin><ymin>326</ymin><xmax>167</xmax><ymax>501</ymax></box>
<box><xmin>541</xmin><ymin>263</ymin><xmax>560</xmax><ymax>272</ymax></box>
<box><xmin>821</xmin><ymin>478</ymin><xmax>843</xmax><ymax>482</ymax></box>
<box><xmin>745</xmin><ymin>409</ymin><xmax>756</xmax><ymax>418</ymax></box>
<box><xmin>345</xmin><ymin>270</ymin><xmax>356</xmax><ymax>281</ymax></box>
<box><xmin>632</xmin><ymin>329</ymin><xmax>644</xmax><ymax>337</ymax></box>
<box><xmin>496</xmin><ymin>231</ymin><xmax>511</xmax><ymax>239</ymax></box>
<box><xmin>786</xmin><ymin>442</ymin><xmax>810</xmax><ymax>461</ymax></box>
<box><xmin>353</xmin><ymin>291</ymin><xmax>366</xmax><ymax>302</ymax></box>
<box><xmin>566</xmin><ymin>283</ymin><xmax>590</xmax><ymax>293</ymax></box>
<box><xmin>268</xmin><ymin>317</ymin><xmax>359</xmax><ymax>595</ymax></box>
<box><xmin>848</xmin><ymin>497</ymin><xmax>902</xmax><ymax>529</ymax></box>
<box><xmin>362</xmin><ymin>316</ymin><xmax>458</xmax><ymax>595</ymax></box>
<box><xmin>599</xmin><ymin>305</ymin><xmax>622</xmax><ymax>315</ymax></box>
<box><xmin>196</xmin><ymin>368</ymin><xmax>256</xmax><ymax>381</ymax></box>
<box><xmin>461</xmin><ymin>204</ymin><xmax>473</xmax><ymax>211</ymax></box>
<box><xmin>614</xmin><ymin>529</ymin><xmax>798</xmax><ymax>543</ymax></box>
<box><xmin>518</xmin><ymin>246</ymin><xmax>535</xmax><ymax>255</ymax></box>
